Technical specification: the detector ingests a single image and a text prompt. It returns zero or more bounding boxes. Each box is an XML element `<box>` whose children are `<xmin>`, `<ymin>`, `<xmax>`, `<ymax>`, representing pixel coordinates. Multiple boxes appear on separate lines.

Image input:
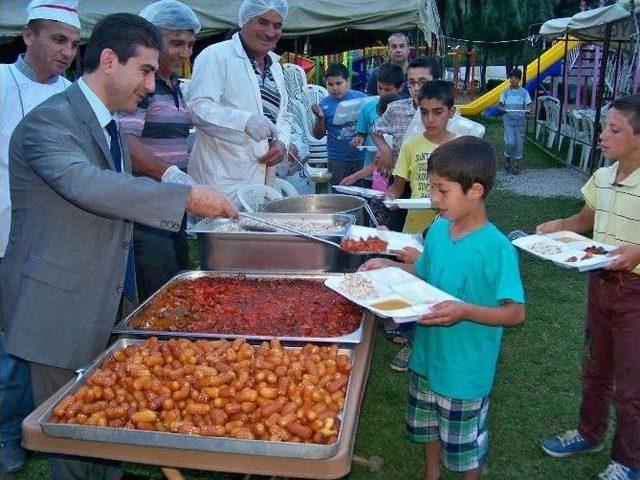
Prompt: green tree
<box><xmin>439</xmin><ymin>0</ymin><xmax>563</xmax><ymax>89</ymax></box>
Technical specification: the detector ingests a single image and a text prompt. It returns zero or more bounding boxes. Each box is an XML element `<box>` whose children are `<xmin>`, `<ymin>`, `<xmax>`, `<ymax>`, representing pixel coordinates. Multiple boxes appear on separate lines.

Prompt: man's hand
<box><xmin>536</xmin><ymin>219</ymin><xmax>565</xmax><ymax>234</ymax></box>
<box><xmin>374</xmin><ymin>144</ymin><xmax>394</xmax><ymax>174</ymax></box>
<box><xmin>350</xmin><ymin>135</ymin><xmax>365</xmax><ymax>148</ymax></box>
<box><xmin>257</xmin><ymin>140</ymin><xmax>286</xmax><ymax>167</ymax></box>
<box><xmin>186</xmin><ymin>185</ymin><xmax>238</xmax><ymax>218</ymax></box>
<box><xmin>161</xmin><ymin>165</ymin><xmax>196</xmax><ymax>186</ymax></box>
<box><xmin>311</xmin><ymin>104</ymin><xmax>324</xmax><ymax>119</ymax></box>
<box><xmin>245</xmin><ymin>114</ymin><xmax>278</xmax><ymax>142</ymax></box>
<box><xmin>419</xmin><ymin>301</ymin><xmax>468</xmax><ymax>326</ymax></box>
<box><xmin>606</xmin><ymin>245</ymin><xmax>640</xmax><ymax>271</ymax></box>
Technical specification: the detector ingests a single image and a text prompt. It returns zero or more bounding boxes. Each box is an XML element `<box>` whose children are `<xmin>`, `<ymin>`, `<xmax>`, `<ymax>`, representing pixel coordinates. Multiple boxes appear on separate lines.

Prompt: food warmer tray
<box><xmin>39</xmin><ymin>338</ymin><xmax>354</xmax><ymax>460</ymax></box>
<box><xmin>188</xmin><ymin>214</ymin><xmax>358</xmax><ymax>273</ymax></box>
<box><xmin>113</xmin><ymin>271</ymin><xmax>367</xmax><ymax>344</ymax></box>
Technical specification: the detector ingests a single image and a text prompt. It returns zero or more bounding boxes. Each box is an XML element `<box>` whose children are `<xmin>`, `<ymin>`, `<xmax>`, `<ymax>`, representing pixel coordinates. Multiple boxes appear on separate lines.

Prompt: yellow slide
<box><xmin>457</xmin><ymin>37</ymin><xmax>582</xmax><ymax>116</ymax></box>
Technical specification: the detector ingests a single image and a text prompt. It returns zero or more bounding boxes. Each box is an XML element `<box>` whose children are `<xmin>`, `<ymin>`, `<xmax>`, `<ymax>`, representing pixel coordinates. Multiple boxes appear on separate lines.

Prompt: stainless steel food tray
<box><xmin>113</xmin><ymin>271</ymin><xmax>366</xmax><ymax>344</ymax></box>
<box><xmin>40</xmin><ymin>338</ymin><xmax>354</xmax><ymax>460</ymax></box>
<box><xmin>187</xmin><ymin>213</ymin><xmax>354</xmax><ymax>236</ymax></box>
<box><xmin>188</xmin><ymin>214</ymin><xmax>359</xmax><ymax>273</ymax></box>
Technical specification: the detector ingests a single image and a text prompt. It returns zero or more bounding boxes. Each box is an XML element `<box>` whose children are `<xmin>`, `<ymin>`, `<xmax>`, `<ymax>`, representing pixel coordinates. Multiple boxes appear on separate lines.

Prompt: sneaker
<box><xmin>541</xmin><ymin>429</ymin><xmax>603</xmax><ymax>458</ymax></box>
<box><xmin>598</xmin><ymin>461</ymin><xmax>639</xmax><ymax>480</ymax></box>
<box><xmin>512</xmin><ymin>157</ymin><xmax>524</xmax><ymax>174</ymax></box>
<box><xmin>0</xmin><ymin>440</ymin><xmax>26</xmax><ymax>475</ymax></box>
<box><xmin>384</xmin><ymin>327</ymin><xmax>409</xmax><ymax>344</ymax></box>
<box><xmin>390</xmin><ymin>346</ymin><xmax>411</xmax><ymax>372</ymax></box>
<box><xmin>504</xmin><ymin>156</ymin><xmax>512</xmax><ymax>173</ymax></box>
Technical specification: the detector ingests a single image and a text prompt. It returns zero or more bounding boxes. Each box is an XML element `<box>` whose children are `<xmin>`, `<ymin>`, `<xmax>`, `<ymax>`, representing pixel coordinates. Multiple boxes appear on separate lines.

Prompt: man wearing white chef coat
<box><xmin>0</xmin><ymin>0</ymin><xmax>80</xmax><ymax>473</ymax></box>
<box><xmin>187</xmin><ymin>0</ymin><xmax>293</xmax><ymax>207</ymax></box>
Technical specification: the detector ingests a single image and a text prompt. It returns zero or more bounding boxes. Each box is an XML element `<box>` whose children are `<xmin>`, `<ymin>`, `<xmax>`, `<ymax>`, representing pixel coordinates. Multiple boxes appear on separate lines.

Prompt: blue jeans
<box><xmin>0</xmin><ymin>331</ymin><xmax>34</xmax><ymax>445</ymax></box>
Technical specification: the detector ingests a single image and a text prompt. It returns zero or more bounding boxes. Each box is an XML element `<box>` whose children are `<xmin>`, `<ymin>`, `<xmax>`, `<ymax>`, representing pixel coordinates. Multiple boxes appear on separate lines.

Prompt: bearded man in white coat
<box><xmin>0</xmin><ymin>0</ymin><xmax>80</xmax><ymax>473</ymax></box>
<box><xmin>187</xmin><ymin>0</ymin><xmax>293</xmax><ymax>207</ymax></box>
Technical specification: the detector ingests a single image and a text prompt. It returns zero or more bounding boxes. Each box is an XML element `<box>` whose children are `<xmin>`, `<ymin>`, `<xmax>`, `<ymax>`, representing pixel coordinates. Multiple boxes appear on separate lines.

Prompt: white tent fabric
<box><xmin>539</xmin><ymin>0</ymin><xmax>640</xmax><ymax>43</ymax></box>
<box><xmin>0</xmin><ymin>0</ymin><xmax>427</xmax><ymax>42</ymax></box>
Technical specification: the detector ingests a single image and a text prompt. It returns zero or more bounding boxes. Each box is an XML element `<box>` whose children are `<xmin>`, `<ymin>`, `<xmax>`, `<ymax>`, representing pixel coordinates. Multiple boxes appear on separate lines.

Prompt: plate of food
<box><xmin>325</xmin><ymin>267</ymin><xmax>458</xmax><ymax>323</ymax></box>
<box><xmin>340</xmin><ymin>226</ymin><xmax>423</xmax><ymax>256</ymax></box>
<box><xmin>331</xmin><ymin>185</ymin><xmax>385</xmax><ymax>199</ymax></box>
<box><xmin>512</xmin><ymin>231</ymin><xmax>617</xmax><ymax>272</ymax></box>
<box><xmin>383</xmin><ymin>198</ymin><xmax>433</xmax><ymax>209</ymax></box>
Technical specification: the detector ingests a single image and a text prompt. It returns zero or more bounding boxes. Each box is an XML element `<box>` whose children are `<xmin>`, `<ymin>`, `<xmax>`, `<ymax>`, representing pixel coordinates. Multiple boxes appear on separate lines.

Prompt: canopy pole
<box><xmin>612</xmin><ymin>41</ymin><xmax>621</xmax><ymax>99</ymax></box>
<box><xmin>559</xmin><ymin>33</ymin><xmax>569</xmax><ymax>126</ymax></box>
<box><xmin>589</xmin><ymin>22</ymin><xmax>612</xmax><ymax>174</ymax></box>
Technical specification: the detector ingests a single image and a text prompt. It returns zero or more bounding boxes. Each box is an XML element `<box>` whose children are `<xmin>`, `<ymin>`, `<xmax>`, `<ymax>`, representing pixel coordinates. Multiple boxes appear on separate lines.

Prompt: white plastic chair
<box><xmin>579</xmin><ymin>112</ymin><xmax>595</xmax><ymax>172</ymax></box>
<box><xmin>535</xmin><ymin>96</ymin><xmax>560</xmax><ymax>145</ymax></box>
<box><xmin>567</xmin><ymin>111</ymin><xmax>590</xmax><ymax>167</ymax></box>
<box><xmin>282</xmin><ymin>63</ymin><xmax>307</xmax><ymax>100</ymax></box>
<box><xmin>273</xmin><ymin>177</ymin><xmax>299</xmax><ymax>197</ymax></box>
<box><xmin>237</xmin><ymin>184</ymin><xmax>283</xmax><ymax>213</ymax></box>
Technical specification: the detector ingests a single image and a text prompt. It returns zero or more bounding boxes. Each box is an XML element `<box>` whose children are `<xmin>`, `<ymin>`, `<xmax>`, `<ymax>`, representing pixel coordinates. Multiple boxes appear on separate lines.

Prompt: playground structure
<box><xmin>528</xmin><ymin>0</ymin><xmax>640</xmax><ymax>174</ymax></box>
<box><xmin>457</xmin><ymin>38</ymin><xmax>582</xmax><ymax>117</ymax></box>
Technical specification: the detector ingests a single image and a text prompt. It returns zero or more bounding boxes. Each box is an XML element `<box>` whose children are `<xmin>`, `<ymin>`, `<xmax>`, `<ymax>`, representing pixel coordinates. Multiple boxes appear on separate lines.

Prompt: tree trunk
<box><xmin>464</xmin><ymin>41</ymin><xmax>472</xmax><ymax>89</ymax></box>
<box><xmin>481</xmin><ymin>47</ymin><xmax>489</xmax><ymax>91</ymax></box>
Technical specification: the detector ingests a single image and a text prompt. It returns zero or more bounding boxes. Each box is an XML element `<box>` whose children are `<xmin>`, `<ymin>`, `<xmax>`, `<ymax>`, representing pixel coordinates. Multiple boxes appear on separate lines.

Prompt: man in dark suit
<box><xmin>0</xmin><ymin>13</ymin><xmax>237</xmax><ymax>479</ymax></box>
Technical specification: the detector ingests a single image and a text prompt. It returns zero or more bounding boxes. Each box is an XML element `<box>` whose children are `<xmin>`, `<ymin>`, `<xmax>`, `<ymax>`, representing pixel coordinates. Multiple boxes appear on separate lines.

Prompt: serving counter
<box><xmin>22</xmin><ymin>318</ymin><xmax>376</xmax><ymax>479</ymax></box>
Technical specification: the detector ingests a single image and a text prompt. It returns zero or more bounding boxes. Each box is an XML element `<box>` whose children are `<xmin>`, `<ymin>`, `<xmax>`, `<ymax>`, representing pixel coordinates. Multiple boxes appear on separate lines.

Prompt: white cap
<box><xmin>238</xmin><ymin>0</ymin><xmax>288</xmax><ymax>27</ymax></box>
<box><xmin>26</xmin><ymin>0</ymin><xmax>81</xmax><ymax>30</ymax></box>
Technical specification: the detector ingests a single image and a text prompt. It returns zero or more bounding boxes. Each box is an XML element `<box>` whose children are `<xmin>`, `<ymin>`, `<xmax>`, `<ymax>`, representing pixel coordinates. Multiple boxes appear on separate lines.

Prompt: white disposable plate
<box><xmin>356</xmin><ymin>145</ymin><xmax>378</xmax><ymax>152</ymax></box>
<box><xmin>512</xmin><ymin>233</ymin><xmax>617</xmax><ymax>272</ymax></box>
<box><xmin>324</xmin><ymin>268</ymin><xmax>458</xmax><ymax>323</ymax></box>
<box><xmin>332</xmin><ymin>185</ymin><xmax>385</xmax><ymax>199</ymax></box>
<box><xmin>345</xmin><ymin>226</ymin><xmax>423</xmax><ymax>255</ymax></box>
<box><xmin>383</xmin><ymin>198</ymin><xmax>433</xmax><ymax>209</ymax></box>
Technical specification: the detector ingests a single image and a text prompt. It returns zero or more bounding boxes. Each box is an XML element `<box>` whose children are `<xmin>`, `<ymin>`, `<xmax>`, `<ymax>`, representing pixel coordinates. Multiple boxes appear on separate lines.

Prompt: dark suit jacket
<box><xmin>0</xmin><ymin>82</ymin><xmax>189</xmax><ymax>369</ymax></box>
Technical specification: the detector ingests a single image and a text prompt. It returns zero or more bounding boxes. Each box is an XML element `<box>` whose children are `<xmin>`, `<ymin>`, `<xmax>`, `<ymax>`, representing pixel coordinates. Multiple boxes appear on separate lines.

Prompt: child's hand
<box><xmin>419</xmin><ymin>301</ymin><xmax>468</xmax><ymax>326</ymax></box>
<box><xmin>536</xmin><ymin>219</ymin><xmax>564</xmax><ymax>234</ymax></box>
<box><xmin>311</xmin><ymin>104</ymin><xmax>324</xmax><ymax>119</ymax></box>
<box><xmin>340</xmin><ymin>175</ymin><xmax>356</xmax><ymax>186</ymax></box>
<box><xmin>358</xmin><ymin>258</ymin><xmax>397</xmax><ymax>271</ymax></box>
<box><xmin>350</xmin><ymin>135</ymin><xmax>364</xmax><ymax>148</ymax></box>
<box><xmin>384</xmin><ymin>192</ymin><xmax>398</xmax><ymax>210</ymax></box>
<box><xmin>605</xmin><ymin>245</ymin><xmax>640</xmax><ymax>272</ymax></box>
<box><xmin>396</xmin><ymin>247</ymin><xmax>420</xmax><ymax>264</ymax></box>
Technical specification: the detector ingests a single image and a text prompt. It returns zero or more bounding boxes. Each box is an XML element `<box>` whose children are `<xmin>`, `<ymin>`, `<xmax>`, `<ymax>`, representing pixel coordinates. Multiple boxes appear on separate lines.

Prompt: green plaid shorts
<box><xmin>406</xmin><ymin>370</ymin><xmax>490</xmax><ymax>472</ymax></box>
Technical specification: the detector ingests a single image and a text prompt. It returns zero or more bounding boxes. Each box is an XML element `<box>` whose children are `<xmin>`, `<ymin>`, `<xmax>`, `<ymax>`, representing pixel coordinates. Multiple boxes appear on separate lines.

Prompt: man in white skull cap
<box><xmin>188</xmin><ymin>0</ymin><xmax>293</xmax><ymax>207</ymax></box>
<box><xmin>118</xmin><ymin>0</ymin><xmax>200</xmax><ymax>302</ymax></box>
<box><xmin>0</xmin><ymin>0</ymin><xmax>80</xmax><ymax>473</ymax></box>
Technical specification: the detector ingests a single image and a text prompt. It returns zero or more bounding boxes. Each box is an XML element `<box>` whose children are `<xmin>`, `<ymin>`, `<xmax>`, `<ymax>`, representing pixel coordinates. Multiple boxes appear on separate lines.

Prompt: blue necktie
<box><xmin>106</xmin><ymin>120</ymin><xmax>136</xmax><ymax>300</ymax></box>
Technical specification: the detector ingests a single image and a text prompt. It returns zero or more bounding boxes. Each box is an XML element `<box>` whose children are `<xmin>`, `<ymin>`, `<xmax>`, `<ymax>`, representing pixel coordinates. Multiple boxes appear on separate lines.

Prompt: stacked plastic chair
<box><xmin>281</xmin><ymin>63</ymin><xmax>328</xmax><ymax>170</ymax></box>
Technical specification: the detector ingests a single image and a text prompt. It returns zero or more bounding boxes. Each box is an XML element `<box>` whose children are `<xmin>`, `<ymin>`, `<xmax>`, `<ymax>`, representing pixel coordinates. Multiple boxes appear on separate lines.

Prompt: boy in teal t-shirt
<box><xmin>361</xmin><ymin>136</ymin><xmax>525</xmax><ymax>480</ymax></box>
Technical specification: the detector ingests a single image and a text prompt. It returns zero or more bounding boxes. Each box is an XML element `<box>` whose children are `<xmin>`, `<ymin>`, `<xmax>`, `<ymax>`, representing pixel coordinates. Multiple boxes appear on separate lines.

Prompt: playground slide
<box><xmin>457</xmin><ymin>37</ymin><xmax>582</xmax><ymax>117</ymax></box>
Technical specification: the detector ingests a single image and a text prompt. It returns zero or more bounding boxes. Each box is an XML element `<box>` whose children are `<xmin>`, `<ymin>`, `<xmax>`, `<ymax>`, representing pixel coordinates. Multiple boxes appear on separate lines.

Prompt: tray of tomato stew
<box><xmin>41</xmin><ymin>337</ymin><xmax>353</xmax><ymax>459</ymax></box>
<box><xmin>113</xmin><ymin>271</ymin><xmax>366</xmax><ymax>344</ymax></box>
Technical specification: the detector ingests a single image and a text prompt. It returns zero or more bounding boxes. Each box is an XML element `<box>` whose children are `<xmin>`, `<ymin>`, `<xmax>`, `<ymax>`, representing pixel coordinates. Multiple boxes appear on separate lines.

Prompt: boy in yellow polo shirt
<box><xmin>385</xmin><ymin>80</ymin><xmax>456</xmax><ymax>234</ymax></box>
<box><xmin>537</xmin><ymin>94</ymin><xmax>640</xmax><ymax>480</ymax></box>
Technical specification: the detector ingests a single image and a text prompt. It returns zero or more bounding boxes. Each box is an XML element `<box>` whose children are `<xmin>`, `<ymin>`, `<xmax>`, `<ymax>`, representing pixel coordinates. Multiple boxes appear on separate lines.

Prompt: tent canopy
<box><xmin>539</xmin><ymin>0</ymin><xmax>640</xmax><ymax>43</ymax></box>
<box><xmin>0</xmin><ymin>0</ymin><xmax>423</xmax><ymax>43</ymax></box>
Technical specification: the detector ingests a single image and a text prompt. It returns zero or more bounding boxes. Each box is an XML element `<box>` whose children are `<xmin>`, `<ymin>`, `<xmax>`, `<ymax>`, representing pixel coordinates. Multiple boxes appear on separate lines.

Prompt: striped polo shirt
<box><xmin>239</xmin><ymin>35</ymin><xmax>281</xmax><ymax>124</ymax></box>
<box><xmin>582</xmin><ymin>162</ymin><xmax>640</xmax><ymax>275</ymax></box>
<box><xmin>118</xmin><ymin>75</ymin><xmax>190</xmax><ymax>169</ymax></box>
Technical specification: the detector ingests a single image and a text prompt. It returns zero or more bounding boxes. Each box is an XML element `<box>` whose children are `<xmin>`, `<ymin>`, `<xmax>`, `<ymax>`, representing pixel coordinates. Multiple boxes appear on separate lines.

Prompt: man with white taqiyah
<box><xmin>188</xmin><ymin>0</ymin><xmax>293</xmax><ymax>207</ymax></box>
<box><xmin>0</xmin><ymin>0</ymin><xmax>80</xmax><ymax>473</ymax></box>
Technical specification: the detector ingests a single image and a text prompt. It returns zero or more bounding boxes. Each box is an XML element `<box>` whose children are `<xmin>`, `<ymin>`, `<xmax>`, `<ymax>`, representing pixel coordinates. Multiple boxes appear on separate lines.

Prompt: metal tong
<box><xmin>237</xmin><ymin>213</ymin><xmax>387</xmax><ymax>256</ymax></box>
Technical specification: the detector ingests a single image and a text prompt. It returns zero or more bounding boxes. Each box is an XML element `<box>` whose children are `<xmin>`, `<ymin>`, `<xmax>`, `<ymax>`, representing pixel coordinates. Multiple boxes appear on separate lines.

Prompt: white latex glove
<box><xmin>161</xmin><ymin>165</ymin><xmax>196</xmax><ymax>186</ymax></box>
<box><xmin>245</xmin><ymin>114</ymin><xmax>278</xmax><ymax>142</ymax></box>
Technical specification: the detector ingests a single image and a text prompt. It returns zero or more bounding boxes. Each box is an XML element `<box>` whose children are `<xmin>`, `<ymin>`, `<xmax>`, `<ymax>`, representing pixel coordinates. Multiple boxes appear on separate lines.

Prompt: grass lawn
<box><xmin>8</xmin><ymin>118</ymin><xmax>609</xmax><ymax>480</ymax></box>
